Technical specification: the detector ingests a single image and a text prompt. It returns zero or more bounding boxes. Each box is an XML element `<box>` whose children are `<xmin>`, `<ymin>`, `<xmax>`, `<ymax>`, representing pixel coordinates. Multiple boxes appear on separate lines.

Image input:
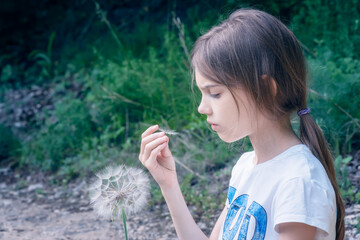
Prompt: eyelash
<box><xmin>210</xmin><ymin>93</ymin><xmax>220</xmax><ymax>98</ymax></box>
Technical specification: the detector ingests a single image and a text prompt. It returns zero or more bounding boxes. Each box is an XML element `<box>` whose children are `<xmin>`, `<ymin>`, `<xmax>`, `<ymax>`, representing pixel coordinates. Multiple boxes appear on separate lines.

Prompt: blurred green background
<box><xmin>0</xmin><ymin>0</ymin><xmax>359</xmax><ymax>209</ymax></box>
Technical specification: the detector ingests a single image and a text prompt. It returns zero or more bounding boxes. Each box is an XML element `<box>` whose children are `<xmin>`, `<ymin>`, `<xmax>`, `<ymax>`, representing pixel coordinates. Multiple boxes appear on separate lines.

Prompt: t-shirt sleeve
<box><xmin>272</xmin><ymin>177</ymin><xmax>336</xmax><ymax>237</ymax></box>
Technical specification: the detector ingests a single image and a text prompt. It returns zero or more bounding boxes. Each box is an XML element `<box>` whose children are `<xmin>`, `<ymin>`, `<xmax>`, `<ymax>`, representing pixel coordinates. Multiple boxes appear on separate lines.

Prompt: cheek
<box><xmin>235</xmin><ymin>97</ymin><xmax>255</xmax><ymax>125</ymax></box>
<box><xmin>232</xmin><ymin>105</ymin><xmax>255</xmax><ymax>136</ymax></box>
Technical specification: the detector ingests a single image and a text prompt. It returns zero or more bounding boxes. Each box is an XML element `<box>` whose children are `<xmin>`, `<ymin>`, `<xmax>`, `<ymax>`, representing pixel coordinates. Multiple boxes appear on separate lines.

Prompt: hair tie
<box><xmin>297</xmin><ymin>108</ymin><xmax>311</xmax><ymax>117</ymax></box>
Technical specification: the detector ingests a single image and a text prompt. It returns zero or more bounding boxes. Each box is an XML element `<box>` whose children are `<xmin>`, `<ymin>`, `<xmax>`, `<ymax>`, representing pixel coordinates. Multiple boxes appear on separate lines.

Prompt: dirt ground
<box><xmin>0</xmin><ymin>167</ymin><xmax>359</xmax><ymax>240</ymax></box>
<box><xmin>0</xmin><ymin>167</ymin><xmax>212</xmax><ymax>240</ymax></box>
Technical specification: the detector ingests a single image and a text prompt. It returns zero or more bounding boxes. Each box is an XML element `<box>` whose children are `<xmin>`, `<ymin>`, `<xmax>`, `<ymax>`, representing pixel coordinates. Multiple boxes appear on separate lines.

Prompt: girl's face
<box><xmin>195</xmin><ymin>70</ymin><xmax>256</xmax><ymax>143</ymax></box>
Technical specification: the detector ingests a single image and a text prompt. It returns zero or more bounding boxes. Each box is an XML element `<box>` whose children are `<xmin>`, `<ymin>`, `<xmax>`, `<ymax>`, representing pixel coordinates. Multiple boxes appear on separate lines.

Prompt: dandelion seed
<box><xmin>89</xmin><ymin>165</ymin><xmax>150</xmax><ymax>239</ymax></box>
<box><xmin>158</xmin><ymin>127</ymin><xmax>179</xmax><ymax>135</ymax></box>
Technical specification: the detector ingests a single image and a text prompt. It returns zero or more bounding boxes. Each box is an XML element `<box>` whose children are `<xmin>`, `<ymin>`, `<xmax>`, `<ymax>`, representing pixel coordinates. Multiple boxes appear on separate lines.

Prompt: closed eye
<box><xmin>210</xmin><ymin>93</ymin><xmax>221</xmax><ymax>98</ymax></box>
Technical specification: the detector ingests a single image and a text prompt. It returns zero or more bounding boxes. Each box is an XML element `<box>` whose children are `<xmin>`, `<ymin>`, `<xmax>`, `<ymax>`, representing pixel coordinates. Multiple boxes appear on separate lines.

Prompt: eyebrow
<box><xmin>197</xmin><ymin>84</ymin><xmax>220</xmax><ymax>91</ymax></box>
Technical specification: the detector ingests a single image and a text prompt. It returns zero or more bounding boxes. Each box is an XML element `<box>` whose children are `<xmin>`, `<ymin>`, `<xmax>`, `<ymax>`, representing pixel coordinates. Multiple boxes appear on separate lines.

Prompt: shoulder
<box><xmin>272</xmin><ymin>145</ymin><xmax>336</xmax><ymax>238</ymax></box>
<box><xmin>272</xmin><ymin>144</ymin><xmax>331</xmax><ymax>184</ymax></box>
<box><xmin>273</xmin><ymin>144</ymin><xmax>336</xmax><ymax>213</ymax></box>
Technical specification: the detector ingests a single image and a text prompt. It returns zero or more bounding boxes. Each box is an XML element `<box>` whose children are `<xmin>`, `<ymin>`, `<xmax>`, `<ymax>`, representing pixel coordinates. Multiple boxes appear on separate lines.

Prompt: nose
<box><xmin>198</xmin><ymin>97</ymin><xmax>211</xmax><ymax>115</ymax></box>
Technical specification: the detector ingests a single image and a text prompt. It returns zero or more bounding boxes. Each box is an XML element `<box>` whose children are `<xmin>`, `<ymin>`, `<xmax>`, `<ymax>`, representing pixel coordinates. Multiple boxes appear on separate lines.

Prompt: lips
<box><xmin>208</xmin><ymin>121</ymin><xmax>218</xmax><ymax>131</ymax></box>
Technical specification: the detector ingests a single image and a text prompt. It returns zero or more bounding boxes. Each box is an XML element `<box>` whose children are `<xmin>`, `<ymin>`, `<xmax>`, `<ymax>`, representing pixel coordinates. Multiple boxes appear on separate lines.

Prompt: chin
<box><xmin>218</xmin><ymin>132</ymin><xmax>246</xmax><ymax>143</ymax></box>
<box><xmin>218</xmin><ymin>135</ymin><xmax>240</xmax><ymax>143</ymax></box>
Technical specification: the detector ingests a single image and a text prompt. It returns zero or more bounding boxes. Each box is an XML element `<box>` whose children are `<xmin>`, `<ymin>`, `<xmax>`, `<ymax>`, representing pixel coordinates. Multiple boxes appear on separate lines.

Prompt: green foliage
<box><xmin>181</xmin><ymin>173</ymin><xmax>226</xmax><ymax>218</ymax></box>
<box><xmin>307</xmin><ymin>53</ymin><xmax>360</xmax><ymax>155</ymax></box>
<box><xmin>0</xmin><ymin>124</ymin><xmax>20</xmax><ymax>161</ymax></box>
<box><xmin>291</xmin><ymin>0</ymin><xmax>360</xmax><ymax>58</ymax></box>
<box><xmin>28</xmin><ymin>31</ymin><xmax>57</xmax><ymax>82</ymax></box>
<box><xmin>334</xmin><ymin>155</ymin><xmax>359</xmax><ymax>203</ymax></box>
<box><xmin>20</xmin><ymin>95</ymin><xmax>95</xmax><ymax>171</ymax></box>
<box><xmin>0</xmin><ymin>64</ymin><xmax>13</xmax><ymax>84</ymax></box>
<box><xmin>85</xmin><ymin>30</ymin><xmax>194</xmax><ymax>140</ymax></box>
<box><xmin>149</xmin><ymin>183</ymin><xmax>165</xmax><ymax>206</ymax></box>
<box><xmin>15</xmin><ymin>179</ymin><xmax>29</xmax><ymax>190</ymax></box>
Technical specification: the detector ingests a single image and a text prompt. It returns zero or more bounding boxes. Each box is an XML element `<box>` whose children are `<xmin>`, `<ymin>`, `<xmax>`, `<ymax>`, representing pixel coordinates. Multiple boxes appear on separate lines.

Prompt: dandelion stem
<box><xmin>122</xmin><ymin>207</ymin><xmax>128</xmax><ymax>240</ymax></box>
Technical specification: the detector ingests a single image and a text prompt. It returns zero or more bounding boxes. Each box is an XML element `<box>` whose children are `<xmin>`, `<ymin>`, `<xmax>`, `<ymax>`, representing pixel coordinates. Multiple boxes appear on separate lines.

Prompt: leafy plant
<box><xmin>0</xmin><ymin>124</ymin><xmax>20</xmax><ymax>163</ymax></box>
<box><xmin>180</xmin><ymin>173</ymin><xmax>226</xmax><ymax>219</ymax></box>
<box><xmin>20</xmin><ymin>95</ymin><xmax>95</xmax><ymax>171</ymax></box>
<box><xmin>28</xmin><ymin>31</ymin><xmax>57</xmax><ymax>80</ymax></box>
<box><xmin>334</xmin><ymin>155</ymin><xmax>358</xmax><ymax>203</ymax></box>
<box><xmin>308</xmin><ymin>55</ymin><xmax>360</xmax><ymax>155</ymax></box>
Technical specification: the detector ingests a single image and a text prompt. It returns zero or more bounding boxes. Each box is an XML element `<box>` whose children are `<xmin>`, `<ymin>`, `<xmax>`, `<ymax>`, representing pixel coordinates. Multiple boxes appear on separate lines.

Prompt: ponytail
<box><xmin>299</xmin><ymin>113</ymin><xmax>345</xmax><ymax>240</ymax></box>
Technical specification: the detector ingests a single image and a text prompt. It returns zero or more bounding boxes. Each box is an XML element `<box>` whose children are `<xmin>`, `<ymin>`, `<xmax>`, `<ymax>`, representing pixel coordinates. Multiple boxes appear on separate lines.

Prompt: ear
<box><xmin>262</xmin><ymin>74</ymin><xmax>277</xmax><ymax>97</ymax></box>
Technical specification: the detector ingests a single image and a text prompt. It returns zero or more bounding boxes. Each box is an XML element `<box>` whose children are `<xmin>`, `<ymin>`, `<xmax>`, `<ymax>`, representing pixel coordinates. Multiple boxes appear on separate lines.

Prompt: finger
<box><xmin>144</xmin><ymin>142</ymin><xmax>167</xmax><ymax>169</ymax></box>
<box><xmin>143</xmin><ymin>135</ymin><xmax>169</xmax><ymax>162</ymax></box>
<box><xmin>159</xmin><ymin>141</ymin><xmax>172</xmax><ymax>158</ymax></box>
<box><xmin>140</xmin><ymin>131</ymin><xmax>165</xmax><ymax>156</ymax></box>
<box><xmin>141</xmin><ymin>125</ymin><xmax>159</xmax><ymax>139</ymax></box>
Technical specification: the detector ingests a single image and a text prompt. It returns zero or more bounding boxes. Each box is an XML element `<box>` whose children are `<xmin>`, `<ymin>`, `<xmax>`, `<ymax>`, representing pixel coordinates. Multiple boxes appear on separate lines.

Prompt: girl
<box><xmin>138</xmin><ymin>9</ymin><xmax>345</xmax><ymax>240</ymax></box>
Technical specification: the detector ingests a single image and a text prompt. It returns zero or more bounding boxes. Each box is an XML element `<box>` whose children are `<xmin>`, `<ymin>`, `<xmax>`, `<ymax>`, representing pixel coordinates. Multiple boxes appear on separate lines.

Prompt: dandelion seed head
<box><xmin>89</xmin><ymin>165</ymin><xmax>150</xmax><ymax>219</ymax></box>
<box><xmin>158</xmin><ymin>127</ymin><xmax>178</xmax><ymax>135</ymax></box>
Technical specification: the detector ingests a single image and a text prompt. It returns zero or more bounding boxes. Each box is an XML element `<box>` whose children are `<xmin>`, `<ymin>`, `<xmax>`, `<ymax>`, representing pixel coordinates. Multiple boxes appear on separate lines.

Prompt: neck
<box><xmin>249</xmin><ymin>115</ymin><xmax>302</xmax><ymax>165</ymax></box>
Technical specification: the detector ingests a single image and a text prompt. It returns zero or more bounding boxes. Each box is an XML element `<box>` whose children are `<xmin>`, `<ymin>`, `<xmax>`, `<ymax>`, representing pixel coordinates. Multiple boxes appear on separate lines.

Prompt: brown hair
<box><xmin>191</xmin><ymin>9</ymin><xmax>344</xmax><ymax>239</ymax></box>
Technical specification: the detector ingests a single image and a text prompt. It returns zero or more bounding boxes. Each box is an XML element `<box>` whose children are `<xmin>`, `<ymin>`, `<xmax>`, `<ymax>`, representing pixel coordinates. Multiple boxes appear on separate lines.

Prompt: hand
<box><xmin>139</xmin><ymin>125</ymin><xmax>177</xmax><ymax>189</ymax></box>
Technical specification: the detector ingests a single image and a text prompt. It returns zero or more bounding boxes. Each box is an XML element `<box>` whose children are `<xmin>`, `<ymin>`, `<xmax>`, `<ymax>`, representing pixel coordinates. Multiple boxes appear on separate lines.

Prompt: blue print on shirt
<box><xmin>223</xmin><ymin>186</ymin><xmax>267</xmax><ymax>240</ymax></box>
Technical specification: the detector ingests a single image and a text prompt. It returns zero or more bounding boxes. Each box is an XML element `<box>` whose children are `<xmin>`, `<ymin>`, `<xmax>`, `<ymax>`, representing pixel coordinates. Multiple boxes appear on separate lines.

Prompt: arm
<box><xmin>209</xmin><ymin>206</ymin><xmax>227</xmax><ymax>240</ymax></box>
<box><xmin>278</xmin><ymin>222</ymin><xmax>316</xmax><ymax>240</ymax></box>
<box><xmin>139</xmin><ymin>125</ymin><xmax>208</xmax><ymax>240</ymax></box>
<box><xmin>161</xmin><ymin>180</ymin><xmax>208</xmax><ymax>240</ymax></box>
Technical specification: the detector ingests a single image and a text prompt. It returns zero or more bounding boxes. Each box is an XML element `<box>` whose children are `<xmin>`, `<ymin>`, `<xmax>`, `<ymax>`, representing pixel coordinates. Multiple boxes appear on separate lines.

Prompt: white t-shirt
<box><xmin>218</xmin><ymin>144</ymin><xmax>336</xmax><ymax>240</ymax></box>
